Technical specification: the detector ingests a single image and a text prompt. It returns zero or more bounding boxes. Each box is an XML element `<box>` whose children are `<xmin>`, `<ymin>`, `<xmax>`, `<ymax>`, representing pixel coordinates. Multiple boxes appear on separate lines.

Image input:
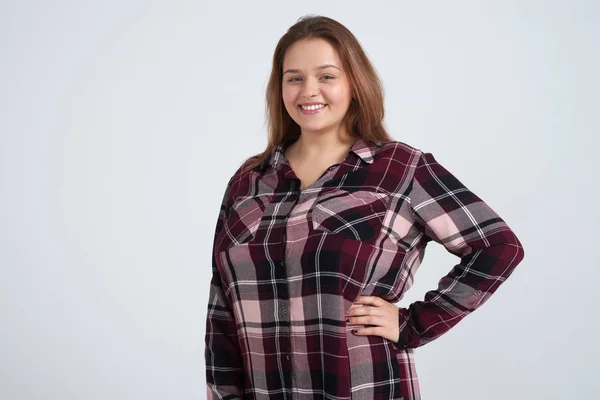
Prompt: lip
<box><xmin>298</xmin><ymin>104</ymin><xmax>327</xmax><ymax>115</ymax></box>
<box><xmin>299</xmin><ymin>102</ymin><xmax>326</xmax><ymax>106</ymax></box>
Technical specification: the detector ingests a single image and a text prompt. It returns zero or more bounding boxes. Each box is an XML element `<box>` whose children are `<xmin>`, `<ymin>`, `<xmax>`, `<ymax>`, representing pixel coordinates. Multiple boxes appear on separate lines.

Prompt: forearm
<box><xmin>396</xmin><ymin>225</ymin><xmax>525</xmax><ymax>348</ymax></box>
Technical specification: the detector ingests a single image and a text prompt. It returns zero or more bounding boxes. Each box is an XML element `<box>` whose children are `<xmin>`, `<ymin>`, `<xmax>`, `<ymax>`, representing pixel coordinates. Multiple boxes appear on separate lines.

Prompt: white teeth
<box><xmin>300</xmin><ymin>104</ymin><xmax>325</xmax><ymax>111</ymax></box>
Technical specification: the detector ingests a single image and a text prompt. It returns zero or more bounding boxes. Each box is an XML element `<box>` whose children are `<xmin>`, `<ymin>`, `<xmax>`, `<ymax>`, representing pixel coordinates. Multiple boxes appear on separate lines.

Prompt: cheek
<box><xmin>281</xmin><ymin>88</ymin><xmax>296</xmax><ymax>110</ymax></box>
<box><xmin>325</xmin><ymin>85</ymin><xmax>351</xmax><ymax>104</ymax></box>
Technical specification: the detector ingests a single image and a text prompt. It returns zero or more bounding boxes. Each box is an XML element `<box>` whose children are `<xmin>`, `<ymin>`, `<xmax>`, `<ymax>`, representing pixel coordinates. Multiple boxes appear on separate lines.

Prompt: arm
<box><xmin>205</xmin><ymin>176</ymin><xmax>244</xmax><ymax>399</ymax></box>
<box><xmin>396</xmin><ymin>151</ymin><xmax>525</xmax><ymax>348</ymax></box>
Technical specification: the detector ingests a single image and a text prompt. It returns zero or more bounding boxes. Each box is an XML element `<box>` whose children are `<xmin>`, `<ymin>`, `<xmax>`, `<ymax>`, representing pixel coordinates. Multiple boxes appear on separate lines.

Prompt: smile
<box><xmin>298</xmin><ymin>104</ymin><xmax>327</xmax><ymax>114</ymax></box>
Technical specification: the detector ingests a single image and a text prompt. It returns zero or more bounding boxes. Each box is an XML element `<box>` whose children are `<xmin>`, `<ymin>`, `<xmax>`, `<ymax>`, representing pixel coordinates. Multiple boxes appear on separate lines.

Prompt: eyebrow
<box><xmin>282</xmin><ymin>64</ymin><xmax>340</xmax><ymax>75</ymax></box>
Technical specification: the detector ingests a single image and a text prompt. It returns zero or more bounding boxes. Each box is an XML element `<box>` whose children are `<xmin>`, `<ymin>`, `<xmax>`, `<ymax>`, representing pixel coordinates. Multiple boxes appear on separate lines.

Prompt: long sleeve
<box><xmin>396</xmin><ymin>151</ymin><xmax>525</xmax><ymax>348</ymax></box>
<box><xmin>205</xmin><ymin>177</ymin><xmax>245</xmax><ymax>399</ymax></box>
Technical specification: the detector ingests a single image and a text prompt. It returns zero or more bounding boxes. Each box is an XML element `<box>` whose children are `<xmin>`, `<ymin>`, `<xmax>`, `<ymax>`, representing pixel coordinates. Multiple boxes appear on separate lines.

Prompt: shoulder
<box><xmin>377</xmin><ymin>140</ymin><xmax>422</xmax><ymax>156</ymax></box>
<box><xmin>375</xmin><ymin>140</ymin><xmax>454</xmax><ymax>171</ymax></box>
<box><xmin>223</xmin><ymin>154</ymin><xmax>262</xmax><ymax>195</ymax></box>
<box><xmin>374</xmin><ymin>140</ymin><xmax>425</xmax><ymax>167</ymax></box>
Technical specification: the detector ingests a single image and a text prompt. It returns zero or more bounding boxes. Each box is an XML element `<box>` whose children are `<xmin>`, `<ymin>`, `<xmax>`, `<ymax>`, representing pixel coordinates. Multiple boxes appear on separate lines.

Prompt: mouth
<box><xmin>298</xmin><ymin>104</ymin><xmax>327</xmax><ymax>114</ymax></box>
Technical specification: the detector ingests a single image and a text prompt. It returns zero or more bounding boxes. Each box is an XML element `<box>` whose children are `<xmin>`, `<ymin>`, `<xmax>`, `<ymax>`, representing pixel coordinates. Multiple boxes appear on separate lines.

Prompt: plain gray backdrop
<box><xmin>1</xmin><ymin>1</ymin><xmax>598</xmax><ymax>399</ymax></box>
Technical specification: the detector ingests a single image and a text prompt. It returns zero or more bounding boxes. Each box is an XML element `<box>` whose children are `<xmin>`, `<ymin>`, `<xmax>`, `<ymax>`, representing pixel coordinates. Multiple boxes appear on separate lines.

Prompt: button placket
<box><xmin>272</xmin><ymin>186</ymin><xmax>300</xmax><ymax>395</ymax></box>
<box><xmin>279</xmin><ymin>218</ymin><xmax>293</xmax><ymax>391</ymax></box>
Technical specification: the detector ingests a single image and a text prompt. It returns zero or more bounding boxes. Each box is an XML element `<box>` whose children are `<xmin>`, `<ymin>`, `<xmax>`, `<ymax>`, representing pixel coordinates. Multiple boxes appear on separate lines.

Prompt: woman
<box><xmin>205</xmin><ymin>15</ymin><xmax>525</xmax><ymax>400</ymax></box>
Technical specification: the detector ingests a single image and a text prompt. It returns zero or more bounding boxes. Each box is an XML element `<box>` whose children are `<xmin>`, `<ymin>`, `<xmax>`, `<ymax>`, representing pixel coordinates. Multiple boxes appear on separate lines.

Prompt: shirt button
<box><xmin>283</xmin><ymin>309</ymin><xmax>287</xmax><ymax>314</ymax></box>
<box><xmin>280</xmin><ymin>261</ymin><xmax>285</xmax><ymax>266</ymax></box>
<box><xmin>475</xmin><ymin>289</ymin><xmax>482</xmax><ymax>295</ymax></box>
<box><xmin>286</xmin><ymin>355</ymin><xmax>290</xmax><ymax>360</ymax></box>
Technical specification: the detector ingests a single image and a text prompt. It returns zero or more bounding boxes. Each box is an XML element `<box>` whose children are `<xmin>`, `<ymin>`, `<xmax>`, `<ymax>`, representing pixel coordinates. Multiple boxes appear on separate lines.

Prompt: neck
<box><xmin>289</xmin><ymin>130</ymin><xmax>355</xmax><ymax>162</ymax></box>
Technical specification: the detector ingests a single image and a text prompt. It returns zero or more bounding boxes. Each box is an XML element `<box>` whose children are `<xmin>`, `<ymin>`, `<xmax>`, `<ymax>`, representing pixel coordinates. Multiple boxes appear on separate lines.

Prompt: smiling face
<box><xmin>281</xmin><ymin>38</ymin><xmax>353</xmax><ymax>138</ymax></box>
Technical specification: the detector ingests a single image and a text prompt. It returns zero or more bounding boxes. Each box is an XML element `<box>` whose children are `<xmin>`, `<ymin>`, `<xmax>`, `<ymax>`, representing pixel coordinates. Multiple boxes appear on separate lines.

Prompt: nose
<box><xmin>300</xmin><ymin>76</ymin><xmax>320</xmax><ymax>98</ymax></box>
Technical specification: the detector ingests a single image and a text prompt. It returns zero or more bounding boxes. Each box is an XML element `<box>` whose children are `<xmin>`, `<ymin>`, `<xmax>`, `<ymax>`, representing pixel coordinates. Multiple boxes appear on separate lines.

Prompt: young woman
<box><xmin>205</xmin><ymin>15</ymin><xmax>525</xmax><ymax>400</ymax></box>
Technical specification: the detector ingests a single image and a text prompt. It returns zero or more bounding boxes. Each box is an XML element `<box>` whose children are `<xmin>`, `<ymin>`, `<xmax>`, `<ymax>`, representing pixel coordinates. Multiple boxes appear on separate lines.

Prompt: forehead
<box><xmin>282</xmin><ymin>39</ymin><xmax>342</xmax><ymax>70</ymax></box>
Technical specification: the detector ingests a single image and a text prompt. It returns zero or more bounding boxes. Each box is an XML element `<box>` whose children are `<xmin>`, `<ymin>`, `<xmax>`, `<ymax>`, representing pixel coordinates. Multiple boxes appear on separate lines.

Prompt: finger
<box><xmin>355</xmin><ymin>296</ymin><xmax>384</xmax><ymax>307</ymax></box>
<box><xmin>351</xmin><ymin>326</ymin><xmax>384</xmax><ymax>337</ymax></box>
<box><xmin>345</xmin><ymin>304</ymin><xmax>363</xmax><ymax>316</ymax></box>
<box><xmin>347</xmin><ymin>315</ymin><xmax>387</xmax><ymax>326</ymax></box>
<box><xmin>346</xmin><ymin>306</ymin><xmax>384</xmax><ymax>318</ymax></box>
<box><xmin>346</xmin><ymin>304</ymin><xmax>372</xmax><ymax>316</ymax></box>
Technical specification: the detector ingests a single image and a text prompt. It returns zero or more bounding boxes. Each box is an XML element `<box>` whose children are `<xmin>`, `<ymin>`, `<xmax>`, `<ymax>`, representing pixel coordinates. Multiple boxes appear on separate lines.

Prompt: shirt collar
<box><xmin>259</xmin><ymin>138</ymin><xmax>382</xmax><ymax>172</ymax></box>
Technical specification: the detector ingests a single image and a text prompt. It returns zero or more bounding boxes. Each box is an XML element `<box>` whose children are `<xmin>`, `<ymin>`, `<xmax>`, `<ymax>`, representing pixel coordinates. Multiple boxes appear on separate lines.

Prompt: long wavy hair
<box><xmin>243</xmin><ymin>14</ymin><xmax>394</xmax><ymax>173</ymax></box>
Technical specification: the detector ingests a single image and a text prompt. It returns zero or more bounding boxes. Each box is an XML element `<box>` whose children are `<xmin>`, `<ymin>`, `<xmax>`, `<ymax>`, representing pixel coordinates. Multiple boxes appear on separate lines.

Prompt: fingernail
<box><xmin>345</xmin><ymin>318</ymin><xmax>350</xmax><ymax>322</ymax></box>
<box><xmin>352</xmin><ymin>329</ymin><xmax>357</xmax><ymax>334</ymax></box>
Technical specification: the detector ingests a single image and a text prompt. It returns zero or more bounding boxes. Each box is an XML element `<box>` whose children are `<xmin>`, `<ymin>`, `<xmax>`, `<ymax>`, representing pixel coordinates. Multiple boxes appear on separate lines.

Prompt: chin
<box><xmin>301</xmin><ymin>124</ymin><xmax>336</xmax><ymax>134</ymax></box>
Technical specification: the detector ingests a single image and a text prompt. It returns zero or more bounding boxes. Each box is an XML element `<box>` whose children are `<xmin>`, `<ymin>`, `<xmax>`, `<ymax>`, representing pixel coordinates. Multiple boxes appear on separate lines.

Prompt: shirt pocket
<box><xmin>225</xmin><ymin>194</ymin><xmax>274</xmax><ymax>246</ymax></box>
<box><xmin>311</xmin><ymin>189</ymin><xmax>390</xmax><ymax>242</ymax></box>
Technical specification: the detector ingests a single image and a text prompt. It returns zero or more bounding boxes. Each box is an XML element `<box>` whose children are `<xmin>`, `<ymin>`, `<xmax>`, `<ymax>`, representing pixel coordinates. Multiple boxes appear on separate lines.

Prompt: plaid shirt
<box><xmin>205</xmin><ymin>139</ymin><xmax>525</xmax><ymax>400</ymax></box>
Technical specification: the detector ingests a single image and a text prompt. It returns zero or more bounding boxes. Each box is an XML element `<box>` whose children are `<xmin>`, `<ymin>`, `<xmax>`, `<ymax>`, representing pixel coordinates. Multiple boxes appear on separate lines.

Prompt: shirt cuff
<box><xmin>396</xmin><ymin>307</ymin><xmax>412</xmax><ymax>348</ymax></box>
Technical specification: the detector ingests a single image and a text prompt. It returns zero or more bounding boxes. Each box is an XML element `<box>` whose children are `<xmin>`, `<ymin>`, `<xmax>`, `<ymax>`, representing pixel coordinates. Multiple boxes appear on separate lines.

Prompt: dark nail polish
<box><xmin>345</xmin><ymin>318</ymin><xmax>350</xmax><ymax>322</ymax></box>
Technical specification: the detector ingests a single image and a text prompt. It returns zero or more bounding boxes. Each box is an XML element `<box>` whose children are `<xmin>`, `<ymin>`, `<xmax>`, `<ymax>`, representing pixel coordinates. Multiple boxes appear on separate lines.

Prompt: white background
<box><xmin>1</xmin><ymin>1</ymin><xmax>598</xmax><ymax>399</ymax></box>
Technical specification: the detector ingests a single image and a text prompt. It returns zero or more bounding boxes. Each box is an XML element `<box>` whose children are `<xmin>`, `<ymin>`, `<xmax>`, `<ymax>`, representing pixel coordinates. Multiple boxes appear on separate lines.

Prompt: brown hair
<box><xmin>242</xmin><ymin>14</ymin><xmax>394</xmax><ymax>173</ymax></box>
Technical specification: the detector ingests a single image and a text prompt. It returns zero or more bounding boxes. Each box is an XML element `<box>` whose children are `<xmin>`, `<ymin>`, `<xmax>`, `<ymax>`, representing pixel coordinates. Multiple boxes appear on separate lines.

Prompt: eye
<box><xmin>286</xmin><ymin>75</ymin><xmax>335</xmax><ymax>83</ymax></box>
